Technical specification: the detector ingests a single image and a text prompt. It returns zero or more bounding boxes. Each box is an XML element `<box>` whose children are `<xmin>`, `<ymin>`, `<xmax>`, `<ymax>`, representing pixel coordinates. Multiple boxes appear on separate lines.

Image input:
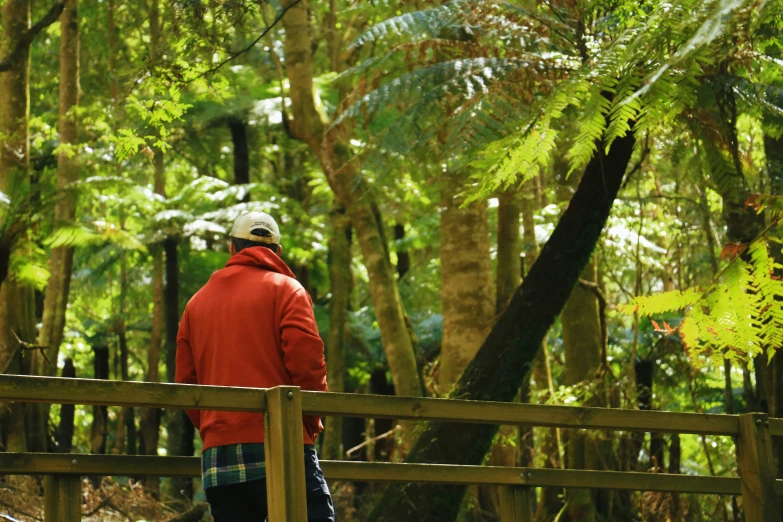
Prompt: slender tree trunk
<box><xmin>56</xmin><ymin>358</ymin><xmax>76</xmax><ymax>453</ymax></box>
<box><xmin>115</xmin><ymin>245</ymin><xmax>136</xmax><ymax>455</ymax></box>
<box><xmin>367</xmin><ymin>124</ymin><xmax>635</xmax><ymax>522</ymax></box>
<box><xmin>496</xmin><ymin>188</ymin><xmax>521</xmax><ymax>313</ymax></box>
<box><xmin>322</xmin><ymin>208</ymin><xmax>352</xmax><ymax>460</ymax></box>
<box><xmin>163</xmin><ymin>237</ymin><xmax>193</xmax><ymax>502</ymax></box>
<box><xmin>439</xmin><ymin>170</ymin><xmax>494</xmax><ymax>391</ymax></box>
<box><xmin>486</xmin><ymin>187</ymin><xmax>524</xmax><ymax>521</ymax></box>
<box><xmin>282</xmin><ymin>0</ymin><xmax>423</xmax><ymax>408</ymax></box>
<box><xmin>91</xmin><ymin>345</ymin><xmax>110</xmax><ymax>455</ymax></box>
<box><xmin>139</xmin><ymin>0</ymin><xmax>164</xmax><ymax>491</ymax></box>
<box><xmin>394</xmin><ymin>223</ymin><xmax>410</xmax><ymax>279</ymax></box>
<box><xmin>228</xmin><ymin>116</ymin><xmax>250</xmax><ymax>193</ymax></box>
<box><xmin>0</xmin><ymin>0</ymin><xmax>31</xmax><ymax>453</ymax></box>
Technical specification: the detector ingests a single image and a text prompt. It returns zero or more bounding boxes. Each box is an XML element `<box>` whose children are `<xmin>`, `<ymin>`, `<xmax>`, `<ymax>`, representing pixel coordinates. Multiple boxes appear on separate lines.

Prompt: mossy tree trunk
<box><xmin>322</xmin><ymin>208</ymin><xmax>352</xmax><ymax>460</ymax></box>
<box><xmin>366</xmin><ymin>126</ymin><xmax>635</xmax><ymax>522</ymax></box>
<box><xmin>282</xmin><ymin>0</ymin><xmax>423</xmax><ymax>408</ymax></box>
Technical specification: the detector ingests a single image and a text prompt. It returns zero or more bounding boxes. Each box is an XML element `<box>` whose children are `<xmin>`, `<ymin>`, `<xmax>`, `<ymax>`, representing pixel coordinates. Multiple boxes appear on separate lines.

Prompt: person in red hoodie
<box><xmin>175</xmin><ymin>211</ymin><xmax>334</xmax><ymax>522</ymax></box>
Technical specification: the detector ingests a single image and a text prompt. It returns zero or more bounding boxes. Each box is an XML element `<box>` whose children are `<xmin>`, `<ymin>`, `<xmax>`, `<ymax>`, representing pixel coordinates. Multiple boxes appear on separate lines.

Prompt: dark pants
<box><xmin>205</xmin><ymin>446</ymin><xmax>335</xmax><ymax>522</ymax></box>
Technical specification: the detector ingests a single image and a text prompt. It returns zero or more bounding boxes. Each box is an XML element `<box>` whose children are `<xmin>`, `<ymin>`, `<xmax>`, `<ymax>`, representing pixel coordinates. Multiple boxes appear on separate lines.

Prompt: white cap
<box><xmin>229</xmin><ymin>211</ymin><xmax>281</xmax><ymax>245</ymax></box>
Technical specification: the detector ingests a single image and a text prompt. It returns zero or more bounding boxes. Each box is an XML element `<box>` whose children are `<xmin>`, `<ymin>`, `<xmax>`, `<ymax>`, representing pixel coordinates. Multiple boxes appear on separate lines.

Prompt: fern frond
<box><xmin>622</xmin><ymin>288</ymin><xmax>702</xmax><ymax>315</ymax></box>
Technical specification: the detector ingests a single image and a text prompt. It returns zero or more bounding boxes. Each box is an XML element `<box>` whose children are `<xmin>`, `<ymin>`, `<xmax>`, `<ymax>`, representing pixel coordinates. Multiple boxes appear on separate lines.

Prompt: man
<box><xmin>175</xmin><ymin>211</ymin><xmax>334</xmax><ymax>522</ymax></box>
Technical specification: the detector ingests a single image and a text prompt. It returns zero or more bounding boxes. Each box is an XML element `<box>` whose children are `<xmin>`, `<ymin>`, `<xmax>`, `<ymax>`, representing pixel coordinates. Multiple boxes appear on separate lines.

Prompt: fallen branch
<box><xmin>345</xmin><ymin>425</ymin><xmax>402</xmax><ymax>458</ymax></box>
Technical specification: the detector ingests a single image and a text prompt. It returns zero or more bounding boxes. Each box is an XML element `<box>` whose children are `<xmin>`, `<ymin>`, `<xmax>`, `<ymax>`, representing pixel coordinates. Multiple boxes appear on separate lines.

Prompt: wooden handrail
<box><xmin>0</xmin><ymin>453</ymin><xmax>764</xmax><ymax>495</ymax></box>
<box><xmin>0</xmin><ymin>375</ymin><xmax>746</xmax><ymax>435</ymax></box>
<box><xmin>2</xmin><ymin>375</ymin><xmax>782</xmax><ymax>520</ymax></box>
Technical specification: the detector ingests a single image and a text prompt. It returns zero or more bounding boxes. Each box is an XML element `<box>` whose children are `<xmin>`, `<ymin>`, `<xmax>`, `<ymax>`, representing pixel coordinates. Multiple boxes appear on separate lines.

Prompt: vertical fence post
<box><xmin>264</xmin><ymin>386</ymin><xmax>307</xmax><ymax>522</ymax></box>
<box><xmin>737</xmin><ymin>413</ymin><xmax>781</xmax><ymax>522</ymax></box>
<box><xmin>44</xmin><ymin>475</ymin><xmax>81</xmax><ymax>521</ymax></box>
<box><xmin>498</xmin><ymin>485</ymin><xmax>534</xmax><ymax>522</ymax></box>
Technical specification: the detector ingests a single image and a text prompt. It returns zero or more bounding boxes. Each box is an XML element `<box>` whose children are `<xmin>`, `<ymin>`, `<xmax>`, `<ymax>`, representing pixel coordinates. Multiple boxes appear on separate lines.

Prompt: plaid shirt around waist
<box><xmin>202</xmin><ymin>443</ymin><xmax>266</xmax><ymax>490</ymax></box>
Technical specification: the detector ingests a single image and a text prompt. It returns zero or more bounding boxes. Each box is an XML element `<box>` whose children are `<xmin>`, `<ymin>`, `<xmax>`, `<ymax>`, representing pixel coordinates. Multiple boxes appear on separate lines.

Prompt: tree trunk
<box><xmin>282</xmin><ymin>0</ymin><xmax>423</xmax><ymax>407</ymax></box>
<box><xmin>394</xmin><ymin>223</ymin><xmax>410</xmax><ymax>279</ymax></box>
<box><xmin>163</xmin><ymin>236</ymin><xmax>193</xmax><ymax>502</ymax></box>
<box><xmin>562</xmin><ymin>258</ymin><xmax>602</xmax><ymax>522</ymax></box>
<box><xmin>91</xmin><ymin>345</ymin><xmax>110</xmax><ymax>455</ymax></box>
<box><xmin>140</xmin><ymin>2</ymin><xmax>165</xmax><ymax>490</ymax></box>
<box><xmin>228</xmin><ymin>116</ymin><xmax>250</xmax><ymax>193</ymax></box>
<box><xmin>367</xmin><ymin>125</ymin><xmax>635</xmax><ymax>522</ymax></box>
<box><xmin>115</xmin><ymin>246</ymin><xmax>137</xmax><ymax>455</ymax></box>
<box><xmin>56</xmin><ymin>358</ymin><xmax>76</xmax><ymax>453</ymax></box>
<box><xmin>496</xmin><ymin>188</ymin><xmax>521</xmax><ymax>313</ymax></box>
<box><xmin>486</xmin><ymin>187</ymin><xmax>524</xmax><ymax>521</ymax></box>
<box><xmin>322</xmin><ymin>209</ymin><xmax>352</xmax><ymax>461</ymax></box>
<box><xmin>439</xmin><ymin>170</ymin><xmax>494</xmax><ymax>391</ymax></box>
<box><xmin>0</xmin><ymin>0</ymin><xmax>31</xmax><ymax>453</ymax></box>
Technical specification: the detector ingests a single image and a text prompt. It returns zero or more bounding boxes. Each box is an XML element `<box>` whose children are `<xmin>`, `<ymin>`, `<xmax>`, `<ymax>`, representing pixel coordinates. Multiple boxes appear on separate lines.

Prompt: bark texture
<box><xmin>438</xmin><ymin>170</ymin><xmax>494</xmax><ymax>391</ymax></box>
<box><xmin>321</xmin><ymin>209</ymin><xmax>352</xmax><ymax>460</ymax></box>
<box><xmin>282</xmin><ymin>0</ymin><xmax>422</xmax><ymax>401</ymax></box>
<box><xmin>367</xmin><ymin>127</ymin><xmax>635</xmax><ymax>522</ymax></box>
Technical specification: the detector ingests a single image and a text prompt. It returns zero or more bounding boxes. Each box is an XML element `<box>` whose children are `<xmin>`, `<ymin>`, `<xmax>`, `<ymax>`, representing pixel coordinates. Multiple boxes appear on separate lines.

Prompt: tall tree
<box><xmin>281</xmin><ymin>0</ymin><xmax>423</xmax><ymax>404</ymax></box>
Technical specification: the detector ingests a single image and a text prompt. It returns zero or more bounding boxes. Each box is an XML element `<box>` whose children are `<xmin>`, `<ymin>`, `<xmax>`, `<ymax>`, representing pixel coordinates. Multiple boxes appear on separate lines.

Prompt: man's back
<box><xmin>176</xmin><ymin>247</ymin><xmax>327</xmax><ymax>450</ymax></box>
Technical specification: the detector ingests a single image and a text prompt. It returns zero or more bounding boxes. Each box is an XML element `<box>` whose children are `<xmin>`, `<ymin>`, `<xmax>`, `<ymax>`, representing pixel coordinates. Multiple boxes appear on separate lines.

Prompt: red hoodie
<box><xmin>175</xmin><ymin>247</ymin><xmax>327</xmax><ymax>450</ymax></box>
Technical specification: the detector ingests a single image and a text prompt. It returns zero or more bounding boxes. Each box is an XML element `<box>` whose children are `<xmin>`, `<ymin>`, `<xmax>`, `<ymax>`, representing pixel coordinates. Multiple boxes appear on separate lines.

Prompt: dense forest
<box><xmin>1</xmin><ymin>0</ymin><xmax>783</xmax><ymax>520</ymax></box>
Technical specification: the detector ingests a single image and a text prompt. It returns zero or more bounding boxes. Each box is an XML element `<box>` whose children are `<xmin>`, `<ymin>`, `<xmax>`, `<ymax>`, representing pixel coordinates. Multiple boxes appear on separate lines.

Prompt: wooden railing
<box><xmin>0</xmin><ymin>375</ymin><xmax>781</xmax><ymax>521</ymax></box>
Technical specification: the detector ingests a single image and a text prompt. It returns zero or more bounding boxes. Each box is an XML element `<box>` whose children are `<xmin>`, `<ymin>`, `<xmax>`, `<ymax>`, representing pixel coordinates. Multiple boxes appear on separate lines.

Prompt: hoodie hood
<box><xmin>225</xmin><ymin>246</ymin><xmax>297</xmax><ymax>279</ymax></box>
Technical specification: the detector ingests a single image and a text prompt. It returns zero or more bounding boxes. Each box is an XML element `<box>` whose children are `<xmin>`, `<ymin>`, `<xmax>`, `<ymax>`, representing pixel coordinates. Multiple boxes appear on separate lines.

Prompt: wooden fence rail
<box><xmin>0</xmin><ymin>375</ymin><xmax>781</xmax><ymax>522</ymax></box>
